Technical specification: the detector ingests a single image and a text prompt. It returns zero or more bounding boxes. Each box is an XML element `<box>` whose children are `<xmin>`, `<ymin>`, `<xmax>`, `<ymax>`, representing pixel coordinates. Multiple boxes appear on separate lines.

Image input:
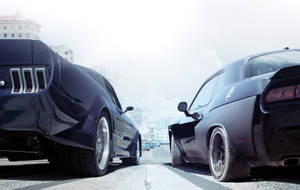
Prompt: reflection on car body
<box><xmin>169</xmin><ymin>49</ymin><xmax>300</xmax><ymax>181</ymax></box>
<box><xmin>0</xmin><ymin>39</ymin><xmax>141</xmax><ymax>176</ymax></box>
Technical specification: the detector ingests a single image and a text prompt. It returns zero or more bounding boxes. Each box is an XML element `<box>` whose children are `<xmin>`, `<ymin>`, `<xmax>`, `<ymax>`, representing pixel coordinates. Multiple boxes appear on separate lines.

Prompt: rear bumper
<box><xmin>249</xmin><ymin>106</ymin><xmax>300</xmax><ymax>167</ymax></box>
<box><xmin>0</xmin><ymin>85</ymin><xmax>94</xmax><ymax>152</ymax></box>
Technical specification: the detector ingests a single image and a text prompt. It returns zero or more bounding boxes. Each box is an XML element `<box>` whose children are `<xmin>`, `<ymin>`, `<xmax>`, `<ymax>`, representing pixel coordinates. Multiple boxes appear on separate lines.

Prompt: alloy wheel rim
<box><xmin>210</xmin><ymin>132</ymin><xmax>225</xmax><ymax>177</ymax></box>
<box><xmin>96</xmin><ymin>117</ymin><xmax>110</xmax><ymax>170</ymax></box>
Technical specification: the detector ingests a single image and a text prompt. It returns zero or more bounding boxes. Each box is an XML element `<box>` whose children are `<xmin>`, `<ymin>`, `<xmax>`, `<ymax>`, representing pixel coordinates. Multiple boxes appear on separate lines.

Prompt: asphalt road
<box><xmin>0</xmin><ymin>146</ymin><xmax>299</xmax><ymax>190</ymax></box>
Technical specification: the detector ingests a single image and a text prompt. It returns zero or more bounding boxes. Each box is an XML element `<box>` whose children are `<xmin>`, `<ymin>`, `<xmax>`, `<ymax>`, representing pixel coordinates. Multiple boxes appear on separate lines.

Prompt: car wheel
<box><xmin>208</xmin><ymin>127</ymin><xmax>250</xmax><ymax>182</ymax></box>
<box><xmin>93</xmin><ymin>113</ymin><xmax>112</xmax><ymax>175</ymax></box>
<box><xmin>121</xmin><ymin>138</ymin><xmax>141</xmax><ymax>165</ymax></box>
<box><xmin>171</xmin><ymin>134</ymin><xmax>183</xmax><ymax>166</ymax></box>
<box><xmin>49</xmin><ymin>112</ymin><xmax>112</xmax><ymax>176</ymax></box>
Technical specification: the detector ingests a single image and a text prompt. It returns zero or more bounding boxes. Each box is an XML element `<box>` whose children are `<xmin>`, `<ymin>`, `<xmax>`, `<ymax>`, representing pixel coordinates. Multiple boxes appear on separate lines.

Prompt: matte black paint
<box><xmin>170</xmin><ymin>48</ymin><xmax>300</xmax><ymax>167</ymax></box>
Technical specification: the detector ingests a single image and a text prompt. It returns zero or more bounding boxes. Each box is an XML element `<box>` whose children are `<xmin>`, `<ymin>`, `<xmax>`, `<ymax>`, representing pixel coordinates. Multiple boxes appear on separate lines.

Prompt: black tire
<box><xmin>171</xmin><ymin>134</ymin><xmax>183</xmax><ymax>166</ymax></box>
<box><xmin>48</xmin><ymin>112</ymin><xmax>112</xmax><ymax>176</ymax></box>
<box><xmin>121</xmin><ymin>138</ymin><xmax>141</xmax><ymax>165</ymax></box>
<box><xmin>47</xmin><ymin>145</ymin><xmax>65</xmax><ymax>171</ymax></box>
<box><xmin>208</xmin><ymin>127</ymin><xmax>251</xmax><ymax>182</ymax></box>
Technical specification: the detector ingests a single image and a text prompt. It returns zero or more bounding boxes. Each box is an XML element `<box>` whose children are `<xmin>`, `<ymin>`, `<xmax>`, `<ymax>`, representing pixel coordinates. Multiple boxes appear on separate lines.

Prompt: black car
<box><xmin>0</xmin><ymin>39</ymin><xmax>141</xmax><ymax>176</ymax></box>
<box><xmin>169</xmin><ymin>49</ymin><xmax>300</xmax><ymax>181</ymax></box>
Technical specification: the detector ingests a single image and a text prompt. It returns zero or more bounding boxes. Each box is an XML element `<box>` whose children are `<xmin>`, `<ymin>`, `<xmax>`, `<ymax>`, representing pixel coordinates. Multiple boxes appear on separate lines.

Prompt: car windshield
<box><xmin>248</xmin><ymin>51</ymin><xmax>300</xmax><ymax>77</ymax></box>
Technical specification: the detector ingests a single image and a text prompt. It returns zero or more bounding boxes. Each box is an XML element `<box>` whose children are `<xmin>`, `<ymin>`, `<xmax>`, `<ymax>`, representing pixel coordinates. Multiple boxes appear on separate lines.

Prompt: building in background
<box><xmin>141</xmin><ymin>121</ymin><xmax>155</xmax><ymax>142</ymax></box>
<box><xmin>153</xmin><ymin>118</ymin><xmax>172</xmax><ymax>144</ymax></box>
<box><xmin>140</xmin><ymin>118</ymin><xmax>171</xmax><ymax>144</ymax></box>
<box><xmin>126</xmin><ymin>107</ymin><xmax>143</xmax><ymax>129</ymax></box>
<box><xmin>0</xmin><ymin>13</ymin><xmax>74</xmax><ymax>63</ymax></box>
<box><xmin>50</xmin><ymin>45</ymin><xmax>74</xmax><ymax>62</ymax></box>
<box><xmin>0</xmin><ymin>13</ymin><xmax>40</xmax><ymax>40</ymax></box>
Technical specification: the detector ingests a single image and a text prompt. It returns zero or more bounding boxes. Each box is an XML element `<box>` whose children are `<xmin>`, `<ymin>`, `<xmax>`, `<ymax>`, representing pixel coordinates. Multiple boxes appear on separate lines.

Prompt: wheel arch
<box><xmin>206</xmin><ymin>123</ymin><xmax>227</xmax><ymax>148</ymax></box>
<box><xmin>168</xmin><ymin>127</ymin><xmax>186</xmax><ymax>156</ymax></box>
<box><xmin>139</xmin><ymin>134</ymin><xmax>142</xmax><ymax>157</ymax></box>
<box><xmin>98</xmin><ymin>106</ymin><xmax>114</xmax><ymax>159</ymax></box>
<box><xmin>168</xmin><ymin>123</ymin><xmax>180</xmax><ymax>150</ymax></box>
<box><xmin>98</xmin><ymin>106</ymin><xmax>114</xmax><ymax>140</ymax></box>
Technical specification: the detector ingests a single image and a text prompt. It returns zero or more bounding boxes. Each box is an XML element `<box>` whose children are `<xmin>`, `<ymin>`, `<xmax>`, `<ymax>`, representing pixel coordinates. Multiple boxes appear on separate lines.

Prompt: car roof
<box><xmin>245</xmin><ymin>48</ymin><xmax>300</xmax><ymax>62</ymax></box>
<box><xmin>222</xmin><ymin>48</ymin><xmax>300</xmax><ymax>70</ymax></box>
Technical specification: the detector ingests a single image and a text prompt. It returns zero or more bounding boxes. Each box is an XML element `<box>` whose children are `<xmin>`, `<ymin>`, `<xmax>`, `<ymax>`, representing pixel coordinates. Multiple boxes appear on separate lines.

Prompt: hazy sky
<box><xmin>2</xmin><ymin>0</ymin><xmax>300</xmax><ymax>122</ymax></box>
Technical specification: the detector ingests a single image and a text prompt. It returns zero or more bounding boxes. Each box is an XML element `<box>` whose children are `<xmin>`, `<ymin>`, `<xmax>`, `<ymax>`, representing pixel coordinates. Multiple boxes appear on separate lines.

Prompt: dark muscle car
<box><xmin>169</xmin><ymin>48</ymin><xmax>300</xmax><ymax>181</ymax></box>
<box><xmin>0</xmin><ymin>39</ymin><xmax>141</xmax><ymax>176</ymax></box>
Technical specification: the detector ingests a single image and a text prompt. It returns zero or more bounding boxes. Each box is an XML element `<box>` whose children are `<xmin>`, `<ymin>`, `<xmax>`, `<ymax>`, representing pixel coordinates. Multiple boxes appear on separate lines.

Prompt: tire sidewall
<box><xmin>93</xmin><ymin>112</ymin><xmax>112</xmax><ymax>176</ymax></box>
<box><xmin>135</xmin><ymin>138</ymin><xmax>141</xmax><ymax>165</ymax></box>
<box><xmin>208</xmin><ymin>127</ymin><xmax>230</xmax><ymax>181</ymax></box>
<box><xmin>171</xmin><ymin>134</ymin><xmax>183</xmax><ymax>165</ymax></box>
<box><xmin>171</xmin><ymin>135</ymin><xmax>176</xmax><ymax>161</ymax></box>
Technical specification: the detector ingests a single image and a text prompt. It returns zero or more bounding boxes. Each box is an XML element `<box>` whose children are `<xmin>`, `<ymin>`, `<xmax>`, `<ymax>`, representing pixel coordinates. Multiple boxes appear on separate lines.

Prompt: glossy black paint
<box><xmin>169</xmin><ymin>49</ymin><xmax>300</xmax><ymax>167</ymax></box>
<box><xmin>0</xmin><ymin>39</ymin><xmax>140</xmax><ymax>159</ymax></box>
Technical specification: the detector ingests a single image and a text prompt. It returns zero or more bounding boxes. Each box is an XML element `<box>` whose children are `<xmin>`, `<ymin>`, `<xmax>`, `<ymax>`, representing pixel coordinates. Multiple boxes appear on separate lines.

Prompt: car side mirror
<box><xmin>177</xmin><ymin>101</ymin><xmax>200</xmax><ymax>120</ymax></box>
<box><xmin>123</xmin><ymin>106</ymin><xmax>134</xmax><ymax>114</ymax></box>
<box><xmin>178</xmin><ymin>102</ymin><xmax>188</xmax><ymax>112</ymax></box>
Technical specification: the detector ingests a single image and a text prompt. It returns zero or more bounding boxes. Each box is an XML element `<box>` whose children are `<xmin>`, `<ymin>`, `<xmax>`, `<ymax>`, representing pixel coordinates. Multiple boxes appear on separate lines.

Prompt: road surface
<box><xmin>0</xmin><ymin>145</ymin><xmax>299</xmax><ymax>189</ymax></box>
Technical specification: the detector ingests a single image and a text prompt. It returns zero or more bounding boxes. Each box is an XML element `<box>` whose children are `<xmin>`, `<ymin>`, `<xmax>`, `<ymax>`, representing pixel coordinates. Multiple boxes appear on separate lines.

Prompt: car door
<box><xmin>104</xmin><ymin>79</ymin><xmax>132</xmax><ymax>156</ymax></box>
<box><xmin>120</xmin><ymin>113</ymin><xmax>138</xmax><ymax>149</ymax></box>
<box><xmin>178</xmin><ymin>72</ymin><xmax>223</xmax><ymax>159</ymax></box>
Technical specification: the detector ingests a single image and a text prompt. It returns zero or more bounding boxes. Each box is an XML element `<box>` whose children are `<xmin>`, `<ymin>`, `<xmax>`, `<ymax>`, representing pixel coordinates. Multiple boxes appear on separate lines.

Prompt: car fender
<box><xmin>195</xmin><ymin>95</ymin><xmax>258</xmax><ymax>162</ymax></box>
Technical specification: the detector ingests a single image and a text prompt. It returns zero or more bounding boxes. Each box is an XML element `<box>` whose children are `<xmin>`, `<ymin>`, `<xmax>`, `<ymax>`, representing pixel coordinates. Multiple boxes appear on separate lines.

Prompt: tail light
<box><xmin>296</xmin><ymin>85</ymin><xmax>300</xmax><ymax>98</ymax></box>
<box><xmin>22</xmin><ymin>68</ymin><xmax>35</xmax><ymax>93</ymax></box>
<box><xmin>10</xmin><ymin>68</ymin><xmax>23</xmax><ymax>94</ymax></box>
<box><xmin>35</xmin><ymin>68</ymin><xmax>47</xmax><ymax>92</ymax></box>
<box><xmin>10</xmin><ymin>67</ymin><xmax>48</xmax><ymax>94</ymax></box>
<box><xmin>265</xmin><ymin>85</ymin><xmax>300</xmax><ymax>103</ymax></box>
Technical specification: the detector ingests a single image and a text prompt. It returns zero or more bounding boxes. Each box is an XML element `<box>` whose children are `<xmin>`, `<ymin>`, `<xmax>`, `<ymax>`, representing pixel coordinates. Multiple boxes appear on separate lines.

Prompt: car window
<box><xmin>248</xmin><ymin>51</ymin><xmax>300</xmax><ymax>77</ymax></box>
<box><xmin>104</xmin><ymin>79</ymin><xmax>122</xmax><ymax>110</ymax></box>
<box><xmin>213</xmin><ymin>73</ymin><xmax>224</xmax><ymax>95</ymax></box>
<box><xmin>189</xmin><ymin>73</ymin><xmax>222</xmax><ymax>112</ymax></box>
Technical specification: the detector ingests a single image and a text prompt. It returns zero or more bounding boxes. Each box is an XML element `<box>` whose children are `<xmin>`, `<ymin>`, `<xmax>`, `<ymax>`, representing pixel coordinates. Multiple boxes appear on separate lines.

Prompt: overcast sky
<box><xmin>2</xmin><ymin>0</ymin><xmax>300</xmax><ymax>123</ymax></box>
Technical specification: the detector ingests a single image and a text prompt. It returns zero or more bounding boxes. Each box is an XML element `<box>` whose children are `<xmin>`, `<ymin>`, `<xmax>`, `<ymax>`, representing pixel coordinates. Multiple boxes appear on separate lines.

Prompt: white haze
<box><xmin>1</xmin><ymin>0</ymin><xmax>300</xmax><ymax>124</ymax></box>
